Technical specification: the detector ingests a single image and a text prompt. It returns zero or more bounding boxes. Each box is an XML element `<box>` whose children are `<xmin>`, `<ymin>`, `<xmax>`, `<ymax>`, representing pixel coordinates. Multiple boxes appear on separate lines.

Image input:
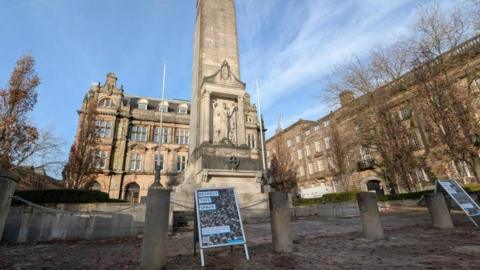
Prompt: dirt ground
<box><xmin>1</xmin><ymin>209</ymin><xmax>479</xmax><ymax>269</ymax></box>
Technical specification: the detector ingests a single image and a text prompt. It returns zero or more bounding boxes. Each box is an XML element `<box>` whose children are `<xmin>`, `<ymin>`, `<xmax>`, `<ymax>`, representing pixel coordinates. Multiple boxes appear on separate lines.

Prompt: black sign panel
<box><xmin>437</xmin><ymin>180</ymin><xmax>480</xmax><ymax>218</ymax></box>
<box><xmin>194</xmin><ymin>188</ymin><xmax>246</xmax><ymax>248</ymax></box>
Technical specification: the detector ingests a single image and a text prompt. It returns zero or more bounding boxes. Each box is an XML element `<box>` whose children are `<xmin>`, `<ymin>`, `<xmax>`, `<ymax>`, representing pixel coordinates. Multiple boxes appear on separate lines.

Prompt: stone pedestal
<box><xmin>425</xmin><ymin>193</ymin><xmax>454</xmax><ymax>229</ymax></box>
<box><xmin>0</xmin><ymin>167</ymin><xmax>19</xmax><ymax>240</ymax></box>
<box><xmin>141</xmin><ymin>185</ymin><xmax>171</xmax><ymax>270</ymax></box>
<box><xmin>269</xmin><ymin>191</ymin><xmax>293</xmax><ymax>253</ymax></box>
<box><xmin>356</xmin><ymin>192</ymin><xmax>384</xmax><ymax>240</ymax></box>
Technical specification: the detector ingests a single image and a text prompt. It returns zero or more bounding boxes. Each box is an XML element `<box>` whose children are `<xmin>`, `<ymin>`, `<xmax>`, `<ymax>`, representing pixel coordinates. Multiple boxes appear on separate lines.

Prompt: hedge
<box><xmin>294</xmin><ymin>188</ymin><xmax>480</xmax><ymax>206</ymax></box>
<box><xmin>294</xmin><ymin>192</ymin><xmax>358</xmax><ymax>206</ymax></box>
<box><xmin>12</xmin><ymin>189</ymin><xmax>125</xmax><ymax>206</ymax></box>
<box><xmin>464</xmin><ymin>184</ymin><xmax>480</xmax><ymax>193</ymax></box>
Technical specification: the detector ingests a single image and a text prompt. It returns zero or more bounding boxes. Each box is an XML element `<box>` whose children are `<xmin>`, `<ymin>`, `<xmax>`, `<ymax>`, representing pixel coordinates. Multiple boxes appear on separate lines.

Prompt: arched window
<box><xmin>86</xmin><ymin>181</ymin><xmax>101</xmax><ymax>191</ymax></box>
<box><xmin>99</xmin><ymin>98</ymin><xmax>114</xmax><ymax>108</ymax></box>
<box><xmin>125</xmin><ymin>182</ymin><xmax>140</xmax><ymax>203</ymax></box>
<box><xmin>138</xmin><ymin>99</ymin><xmax>148</xmax><ymax>110</ymax></box>
<box><xmin>177</xmin><ymin>103</ymin><xmax>188</xmax><ymax>114</ymax></box>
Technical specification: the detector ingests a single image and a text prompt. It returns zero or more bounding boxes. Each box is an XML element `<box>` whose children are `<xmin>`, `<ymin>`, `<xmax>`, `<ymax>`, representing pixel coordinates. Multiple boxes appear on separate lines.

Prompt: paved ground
<box><xmin>1</xmin><ymin>209</ymin><xmax>480</xmax><ymax>269</ymax></box>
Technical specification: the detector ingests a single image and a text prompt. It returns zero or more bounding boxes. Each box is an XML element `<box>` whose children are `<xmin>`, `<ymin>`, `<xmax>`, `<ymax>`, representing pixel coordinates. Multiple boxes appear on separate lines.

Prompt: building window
<box><xmin>316</xmin><ymin>159</ymin><xmax>325</xmax><ymax>171</ymax></box>
<box><xmin>287</xmin><ymin>140</ymin><xmax>292</xmax><ymax>147</ymax></box>
<box><xmin>95</xmin><ymin>151</ymin><xmax>108</xmax><ymax>169</ymax></box>
<box><xmin>246</xmin><ymin>116</ymin><xmax>253</xmax><ymax>123</ymax></box>
<box><xmin>296</xmin><ymin>135</ymin><xmax>301</xmax><ymax>144</ymax></box>
<box><xmin>159</xmin><ymin>101</ymin><xmax>169</xmax><ymax>113</ymax></box>
<box><xmin>411</xmin><ymin>133</ymin><xmax>421</xmax><ymax>150</ymax></box>
<box><xmin>137</xmin><ymin>99</ymin><xmax>148</xmax><ymax>110</ymax></box>
<box><xmin>298</xmin><ymin>166</ymin><xmax>305</xmax><ymax>176</ymax></box>
<box><xmin>99</xmin><ymin>98</ymin><xmax>113</xmax><ymax>108</ymax></box>
<box><xmin>176</xmin><ymin>155</ymin><xmax>187</xmax><ymax>172</ymax></box>
<box><xmin>360</xmin><ymin>145</ymin><xmax>372</xmax><ymax>161</ymax></box>
<box><xmin>154</xmin><ymin>127</ymin><xmax>169</xmax><ymax>143</ymax></box>
<box><xmin>324</xmin><ymin>137</ymin><xmax>331</xmax><ymax>150</ymax></box>
<box><xmin>125</xmin><ymin>182</ymin><xmax>140</xmax><ymax>203</ymax></box>
<box><xmin>154</xmin><ymin>153</ymin><xmax>164</xmax><ymax>172</ymax></box>
<box><xmin>415</xmin><ymin>168</ymin><xmax>429</xmax><ymax>182</ymax></box>
<box><xmin>306</xmin><ymin>144</ymin><xmax>311</xmax><ymax>156</ymax></box>
<box><xmin>399</xmin><ymin>106</ymin><xmax>411</xmax><ymax>120</ymax></box>
<box><xmin>314</xmin><ymin>125</ymin><xmax>320</xmax><ymax>132</ymax></box>
<box><xmin>305</xmin><ymin>129</ymin><xmax>311</xmax><ymax>136</ymax></box>
<box><xmin>175</xmin><ymin>129</ymin><xmax>189</xmax><ymax>144</ymax></box>
<box><xmin>458</xmin><ymin>161</ymin><xmax>474</xmax><ymax>178</ymax></box>
<box><xmin>178</xmin><ymin>104</ymin><xmax>188</xmax><ymax>114</ymax></box>
<box><xmin>470</xmin><ymin>78</ymin><xmax>480</xmax><ymax>93</ymax></box>
<box><xmin>327</xmin><ymin>156</ymin><xmax>335</xmax><ymax>170</ymax></box>
<box><xmin>159</xmin><ymin>105</ymin><xmax>168</xmax><ymax>113</ymax></box>
<box><xmin>96</xmin><ymin>120</ymin><xmax>112</xmax><ymax>138</ymax></box>
<box><xmin>131</xmin><ymin>126</ymin><xmax>148</xmax><ymax>142</ymax></box>
<box><xmin>315</xmin><ymin>141</ymin><xmax>321</xmax><ymax>152</ymax></box>
<box><xmin>130</xmin><ymin>153</ymin><xmax>143</xmax><ymax>171</ymax></box>
<box><xmin>247</xmin><ymin>133</ymin><xmax>256</xmax><ymax>148</ymax></box>
<box><xmin>297</xmin><ymin>149</ymin><xmax>303</xmax><ymax>160</ymax></box>
<box><xmin>323</xmin><ymin>120</ymin><xmax>330</xmax><ymax>127</ymax></box>
<box><xmin>308</xmin><ymin>163</ymin><xmax>314</xmax><ymax>175</ymax></box>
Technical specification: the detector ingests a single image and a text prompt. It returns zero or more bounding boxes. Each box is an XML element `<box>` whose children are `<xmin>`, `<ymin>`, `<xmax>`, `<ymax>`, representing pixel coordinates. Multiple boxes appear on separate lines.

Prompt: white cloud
<box><xmin>238</xmin><ymin>0</ymin><xmax>421</xmax><ymax>110</ymax></box>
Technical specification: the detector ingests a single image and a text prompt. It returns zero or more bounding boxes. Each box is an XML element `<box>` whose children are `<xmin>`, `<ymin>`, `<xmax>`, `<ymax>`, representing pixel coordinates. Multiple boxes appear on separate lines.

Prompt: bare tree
<box><xmin>410</xmin><ymin>4</ymin><xmax>480</xmax><ymax>182</ymax></box>
<box><xmin>62</xmin><ymin>95</ymin><xmax>100</xmax><ymax>189</ymax></box>
<box><xmin>13</xmin><ymin>129</ymin><xmax>64</xmax><ymax>174</ymax></box>
<box><xmin>0</xmin><ymin>55</ymin><xmax>40</xmax><ymax>169</ymax></box>
<box><xmin>327</xmin><ymin>45</ymin><xmax>424</xmax><ymax>192</ymax></box>
<box><xmin>327</xmin><ymin>118</ymin><xmax>354</xmax><ymax>191</ymax></box>
<box><xmin>268</xmin><ymin>132</ymin><xmax>297</xmax><ymax>192</ymax></box>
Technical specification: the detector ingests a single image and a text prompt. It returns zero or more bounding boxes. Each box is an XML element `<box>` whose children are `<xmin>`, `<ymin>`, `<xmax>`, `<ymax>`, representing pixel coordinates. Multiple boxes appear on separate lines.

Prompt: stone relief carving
<box><xmin>212</xmin><ymin>98</ymin><xmax>238</xmax><ymax>144</ymax></box>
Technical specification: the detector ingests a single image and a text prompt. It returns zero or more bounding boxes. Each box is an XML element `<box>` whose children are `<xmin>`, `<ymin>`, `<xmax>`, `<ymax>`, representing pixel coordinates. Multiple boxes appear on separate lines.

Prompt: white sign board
<box><xmin>436</xmin><ymin>179</ymin><xmax>480</xmax><ymax>226</ymax></box>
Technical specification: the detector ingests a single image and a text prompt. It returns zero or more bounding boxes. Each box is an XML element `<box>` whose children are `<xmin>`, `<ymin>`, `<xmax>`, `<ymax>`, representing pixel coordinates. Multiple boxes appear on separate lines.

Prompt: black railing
<box><xmin>357</xmin><ymin>159</ymin><xmax>375</xmax><ymax>171</ymax></box>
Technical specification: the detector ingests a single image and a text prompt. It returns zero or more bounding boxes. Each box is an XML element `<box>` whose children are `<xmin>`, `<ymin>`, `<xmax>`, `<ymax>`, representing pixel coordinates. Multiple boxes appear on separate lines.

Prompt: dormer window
<box><xmin>159</xmin><ymin>101</ymin><xmax>169</xmax><ymax>113</ymax></box>
<box><xmin>178</xmin><ymin>104</ymin><xmax>188</xmax><ymax>114</ymax></box>
<box><xmin>99</xmin><ymin>98</ymin><xmax>113</xmax><ymax>108</ymax></box>
<box><xmin>138</xmin><ymin>99</ymin><xmax>148</xmax><ymax>110</ymax></box>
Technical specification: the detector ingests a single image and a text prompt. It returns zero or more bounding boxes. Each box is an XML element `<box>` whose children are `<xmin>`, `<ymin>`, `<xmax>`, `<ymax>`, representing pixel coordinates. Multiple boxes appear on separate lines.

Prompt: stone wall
<box><xmin>1</xmin><ymin>200</ymin><xmax>420</xmax><ymax>244</ymax></box>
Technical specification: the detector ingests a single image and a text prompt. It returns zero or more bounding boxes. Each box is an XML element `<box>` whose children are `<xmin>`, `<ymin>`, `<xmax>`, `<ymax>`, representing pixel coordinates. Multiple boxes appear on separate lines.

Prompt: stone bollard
<box><xmin>0</xmin><ymin>167</ymin><xmax>19</xmax><ymax>240</ymax></box>
<box><xmin>425</xmin><ymin>193</ymin><xmax>454</xmax><ymax>229</ymax></box>
<box><xmin>356</xmin><ymin>192</ymin><xmax>384</xmax><ymax>240</ymax></box>
<box><xmin>141</xmin><ymin>185</ymin><xmax>171</xmax><ymax>270</ymax></box>
<box><xmin>269</xmin><ymin>191</ymin><xmax>293</xmax><ymax>253</ymax></box>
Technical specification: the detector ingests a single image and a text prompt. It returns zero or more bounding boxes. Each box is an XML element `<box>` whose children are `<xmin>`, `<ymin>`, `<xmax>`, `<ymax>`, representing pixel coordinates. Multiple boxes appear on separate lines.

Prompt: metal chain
<box><xmin>12</xmin><ymin>196</ymin><xmax>144</xmax><ymax>216</ymax></box>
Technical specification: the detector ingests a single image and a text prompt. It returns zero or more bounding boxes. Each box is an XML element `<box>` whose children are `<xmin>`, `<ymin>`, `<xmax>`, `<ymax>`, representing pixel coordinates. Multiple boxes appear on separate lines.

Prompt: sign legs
<box><xmin>243</xmin><ymin>244</ymin><xmax>250</xmax><ymax>260</ymax></box>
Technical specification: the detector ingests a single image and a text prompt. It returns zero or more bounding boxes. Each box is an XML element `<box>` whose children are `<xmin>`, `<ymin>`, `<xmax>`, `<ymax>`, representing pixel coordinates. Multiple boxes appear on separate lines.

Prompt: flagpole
<box><xmin>155</xmin><ymin>62</ymin><xmax>167</xmax><ymax>185</ymax></box>
<box><xmin>256</xmin><ymin>79</ymin><xmax>267</xmax><ymax>172</ymax></box>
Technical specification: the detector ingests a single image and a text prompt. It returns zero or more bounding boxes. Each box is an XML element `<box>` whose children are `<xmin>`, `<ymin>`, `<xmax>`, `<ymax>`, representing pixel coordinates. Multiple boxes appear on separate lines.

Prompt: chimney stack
<box><xmin>340</xmin><ymin>91</ymin><xmax>354</xmax><ymax>107</ymax></box>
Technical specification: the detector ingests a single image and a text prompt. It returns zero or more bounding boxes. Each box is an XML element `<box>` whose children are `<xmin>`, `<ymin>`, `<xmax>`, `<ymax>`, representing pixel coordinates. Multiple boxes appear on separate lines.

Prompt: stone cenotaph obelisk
<box><xmin>175</xmin><ymin>0</ymin><xmax>267</xmax><ymax>209</ymax></box>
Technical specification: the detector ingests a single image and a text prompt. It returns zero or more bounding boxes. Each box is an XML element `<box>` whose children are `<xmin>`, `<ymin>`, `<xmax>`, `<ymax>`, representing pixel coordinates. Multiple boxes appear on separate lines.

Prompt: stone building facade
<box><xmin>267</xmin><ymin>36</ymin><xmax>480</xmax><ymax>198</ymax></box>
<box><xmin>78</xmin><ymin>73</ymin><xmax>192</xmax><ymax>202</ymax></box>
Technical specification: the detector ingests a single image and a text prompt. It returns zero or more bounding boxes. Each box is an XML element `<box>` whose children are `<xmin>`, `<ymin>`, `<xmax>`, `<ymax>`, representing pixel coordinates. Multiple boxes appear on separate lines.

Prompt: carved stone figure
<box><xmin>212</xmin><ymin>98</ymin><xmax>238</xmax><ymax>144</ymax></box>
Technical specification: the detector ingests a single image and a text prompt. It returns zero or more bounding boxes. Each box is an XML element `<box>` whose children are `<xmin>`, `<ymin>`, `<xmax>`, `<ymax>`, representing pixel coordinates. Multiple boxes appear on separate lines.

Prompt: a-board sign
<box><xmin>436</xmin><ymin>179</ymin><xmax>480</xmax><ymax>226</ymax></box>
<box><xmin>194</xmin><ymin>188</ymin><xmax>247</xmax><ymax>248</ymax></box>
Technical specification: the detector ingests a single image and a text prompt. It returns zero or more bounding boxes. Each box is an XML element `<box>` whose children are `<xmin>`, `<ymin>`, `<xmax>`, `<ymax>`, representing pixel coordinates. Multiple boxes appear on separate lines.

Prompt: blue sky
<box><xmin>0</xmin><ymin>0</ymin><xmax>455</xmax><ymax>172</ymax></box>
